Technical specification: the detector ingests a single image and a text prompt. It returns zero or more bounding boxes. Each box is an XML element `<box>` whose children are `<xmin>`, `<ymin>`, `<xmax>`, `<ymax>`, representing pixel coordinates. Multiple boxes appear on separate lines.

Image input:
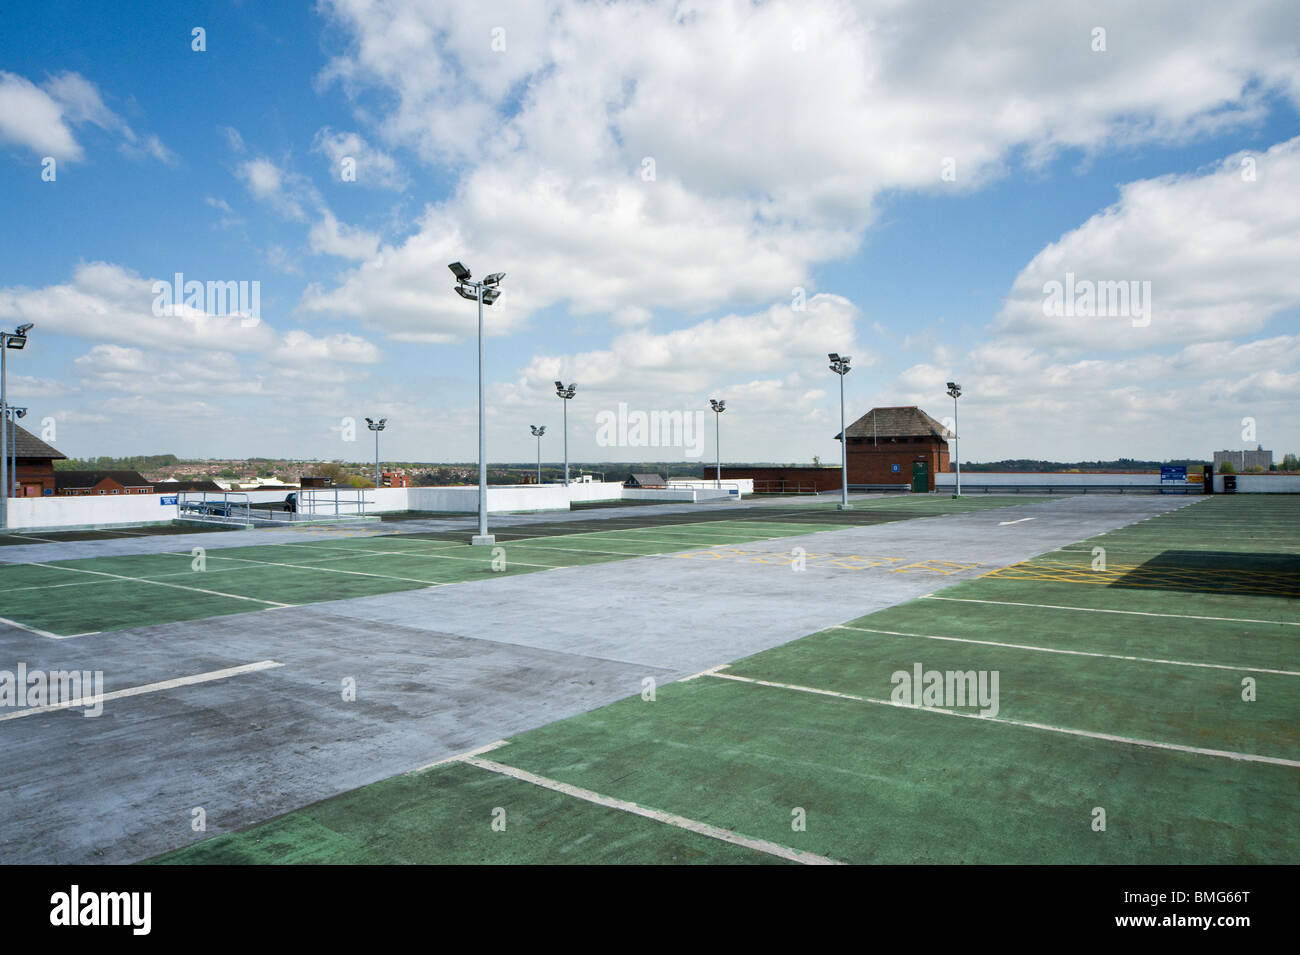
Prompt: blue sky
<box><xmin>2</xmin><ymin>1</ymin><xmax>1298</xmax><ymax>467</ymax></box>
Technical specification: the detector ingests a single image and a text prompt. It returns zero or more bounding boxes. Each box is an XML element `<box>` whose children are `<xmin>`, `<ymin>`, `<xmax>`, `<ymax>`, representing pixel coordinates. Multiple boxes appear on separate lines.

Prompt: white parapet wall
<box><xmin>6</xmin><ymin>493</ymin><xmax>180</xmax><ymax>529</ymax></box>
<box><xmin>1218</xmin><ymin>474</ymin><xmax>1300</xmax><ymax>493</ymax></box>
<box><xmin>668</xmin><ymin>479</ymin><xmax>752</xmax><ymax>497</ymax></box>
<box><xmin>936</xmin><ymin>472</ymin><xmax>1164</xmax><ymax>490</ymax></box>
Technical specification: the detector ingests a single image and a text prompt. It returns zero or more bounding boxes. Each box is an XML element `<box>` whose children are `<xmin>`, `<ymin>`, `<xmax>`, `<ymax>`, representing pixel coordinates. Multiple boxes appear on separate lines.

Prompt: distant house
<box><xmin>624</xmin><ymin>473</ymin><xmax>667</xmax><ymax>488</ymax></box>
<box><xmin>55</xmin><ymin>470</ymin><xmax>155</xmax><ymax>496</ymax></box>
<box><xmin>3</xmin><ymin>422</ymin><xmax>66</xmax><ymax>497</ymax></box>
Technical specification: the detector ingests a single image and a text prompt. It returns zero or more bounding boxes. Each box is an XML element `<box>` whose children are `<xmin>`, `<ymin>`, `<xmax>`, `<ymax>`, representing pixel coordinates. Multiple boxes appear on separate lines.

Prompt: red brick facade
<box><xmin>704</xmin><ymin>405</ymin><xmax>953</xmax><ymax>493</ymax></box>
<box><xmin>845</xmin><ymin>435</ymin><xmax>949</xmax><ymax>489</ymax></box>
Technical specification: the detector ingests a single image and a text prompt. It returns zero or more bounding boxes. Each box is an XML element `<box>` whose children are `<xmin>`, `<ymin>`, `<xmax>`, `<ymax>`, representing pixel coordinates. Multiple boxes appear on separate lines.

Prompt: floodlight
<box><xmin>530</xmin><ymin>425</ymin><xmax>545</xmax><ymax>436</ymax></box>
<box><xmin>482</xmin><ymin>288</ymin><xmax>501</xmax><ymax>305</ymax></box>
<box><xmin>454</xmin><ymin>286</ymin><xmax>477</xmax><ymax>301</ymax></box>
<box><xmin>365</xmin><ymin>417</ymin><xmax>374</xmax><ymax>426</ymax></box>
<box><xmin>448</xmin><ymin>262</ymin><xmax>471</xmax><ymax>281</ymax></box>
<box><xmin>710</xmin><ymin>398</ymin><xmax>726</xmax><ymax>413</ymax></box>
<box><xmin>5</xmin><ymin>338</ymin><xmax>25</xmax><ymax>350</ymax></box>
<box><xmin>484</xmin><ymin>272</ymin><xmax>506</xmax><ymax>286</ymax></box>
<box><xmin>554</xmin><ymin>380</ymin><xmax>563</xmax><ymax>390</ymax></box>
<box><xmin>946</xmin><ymin>382</ymin><xmax>962</xmax><ymax>398</ymax></box>
<box><xmin>828</xmin><ymin>353</ymin><xmax>840</xmax><ymax>362</ymax></box>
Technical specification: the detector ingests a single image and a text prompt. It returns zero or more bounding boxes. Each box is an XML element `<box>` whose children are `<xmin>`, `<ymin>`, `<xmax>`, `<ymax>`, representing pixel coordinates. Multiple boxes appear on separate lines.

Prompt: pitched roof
<box><xmin>2</xmin><ymin>421</ymin><xmax>66</xmax><ymax>459</ymax></box>
<box><xmin>836</xmin><ymin>406</ymin><xmax>953</xmax><ymax>441</ymax></box>
<box><xmin>624</xmin><ymin>473</ymin><xmax>667</xmax><ymax>486</ymax></box>
<box><xmin>154</xmin><ymin>479</ymin><xmax>224</xmax><ymax>492</ymax></box>
<box><xmin>55</xmin><ymin>470</ymin><xmax>153</xmax><ymax>489</ymax></box>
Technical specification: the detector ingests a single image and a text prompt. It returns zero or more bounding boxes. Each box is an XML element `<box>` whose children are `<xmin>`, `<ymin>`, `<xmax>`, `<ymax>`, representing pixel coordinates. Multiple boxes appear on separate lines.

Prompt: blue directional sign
<box><xmin>160</xmin><ymin>495</ymin><xmax>178</xmax><ymax>505</ymax></box>
<box><xmin>1160</xmin><ymin>466</ymin><xmax>1187</xmax><ymax>485</ymax></box>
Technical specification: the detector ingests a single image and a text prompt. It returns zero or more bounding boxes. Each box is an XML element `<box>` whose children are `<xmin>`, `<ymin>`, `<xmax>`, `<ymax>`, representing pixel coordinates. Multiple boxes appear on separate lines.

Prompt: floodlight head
<box><xmin>365</xmin><ymin>417</ymin><xmax>374</xmax><ymax>426</ymax></box>
<box><xmin>5</xmin><ymin>337</ymin><xmax>25</xmax><ymax>350</ymax></box>
<box><xmin>947</xmin><ymin>382</ymin><xmax>962</xmax><ymax>398</ymax></box>
<box><xmin>484</xmin><ymin>272</ymin><xmax>506</xmax><ymax>286</ymax></box>
<box><xmin>14</xmin><ymin>408</ymin><xmax>26</xmax><ymax>418</ymax></box>
<box><xmin>15</xmin><ymin>323</ymin><xmax>34</xmax><ymax>335</ymax></box>
<box><xmin>448</xmin><ymin>262</ymin><xmax>471</xmax><ymax>281</ymax></box>
<box><xmin>481</xmin><ymin>287</ymin><xmax>501</xmax><ymax>305</ymax></box>
<box><xmin>710</xmin><ymin>398</ymin><xmax>726</xmax><ymax>412</ymax></box>
<box><xmin>531</xmin><ymin>425</ymin><xmax>546</xmax><ymax>437</ymax></box>
<box><xmin>454</xmin><ymin>285</ymin><xmax>478</xmax><ymax>301</ymax></box>
<box><xmin>378</xmin><ymin>418</ymin><xmax>387</xmax><ymax>429</ymax></box>
<box><xmin>554</xmin><ymin>380</ymin><xmax>564</xmax><ymax>390</ymax></box>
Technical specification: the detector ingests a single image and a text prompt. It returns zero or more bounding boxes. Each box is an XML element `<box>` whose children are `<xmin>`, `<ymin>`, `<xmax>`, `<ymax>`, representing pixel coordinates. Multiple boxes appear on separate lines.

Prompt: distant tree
<box><xmin>311</xmin><ymin>462</ymin><xmax>346</xmax><ymax>483</ymax></box>
<box><xmin>1281</xmin><ymin>453</ymin><xmax>1299</xmax><ymax>471</ymax></box>
<box><xmin>1218</xmin><ymin>461</ymin><xmax>1236</xmax><ymax>474</ymax></box>
<box><xmin>812</xmin><ymin>455</ymin><xmax>822</xmax><ymax>467</ymax></box>
<box><xmin>1243</xmin><ymin>465</ymin><xmax>1266</xmax><ymax>474</ymax></box>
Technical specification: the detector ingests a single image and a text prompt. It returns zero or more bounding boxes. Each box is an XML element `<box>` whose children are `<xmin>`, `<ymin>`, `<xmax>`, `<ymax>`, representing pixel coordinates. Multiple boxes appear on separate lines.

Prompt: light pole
<box><xmin>709</xmin><ymin>398</ymin><xmax>726</xmax><ymax>487</ymax></box>
<box><xmin>946</xmin><ymin>382</ymin><xmax>962</xmax><ymax>498</ymax></box>
<box><xmin>829</xmin><ymin>353</ymin><xmax>852</xmax><ymax>510</ymax></box>
<box><xmin>450</xmin><ymin>262</ymin><xmax>505</xmax><ymax>545</ymax></box>
<box><xmin>1</xmin><ymin>323</ymin><xmax>34</xmax><ymax>530</ymax></box>
<box><xmin>365</xmin><ymin>417</ymin><xmax>387</xmax><ymax>489</ymax></box>
<box><xmin>4</xmin><ymin>407</ymin><xmax>28</xmax><ymax>498</ymax></box>
<box><xmin>554</xmin><ymin>381</ymin><xmax>576</xmax><ymax>485</ymax></box>
<box><xmin>530</xmin><ymin>425</ymin><xmax>546</xmax><ymax>484</ymax></box>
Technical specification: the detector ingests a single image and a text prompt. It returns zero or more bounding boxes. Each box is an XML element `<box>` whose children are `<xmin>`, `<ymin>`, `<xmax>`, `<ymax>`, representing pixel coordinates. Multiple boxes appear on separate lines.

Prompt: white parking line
<box><xmin>30</xmin><ymin>562</ymin><xmax>290</xmax><ymax>608</ymax></box>
<box><xmin>0</xmin><ymin>660</ymin><xmax>284</xmax><ymax>722</ymax></box>
<box><xmin>923</xmin><ymin>595</ymin><xmax>1300</xmax><ymax>626</ymax></box>
<box><xmin>706</xmin><ymin>671</ymin><xmax>1300</xmax><ymax>767</ymax></box>
<box><xmin>461</xmin><ymin>755</ymin><xmax>842</xmax><ymax>865</ymax></box>
<box><xmin>835</xmin><ymin>625</ymin><xmax>1300</xmax><ymax>676</ymax></box>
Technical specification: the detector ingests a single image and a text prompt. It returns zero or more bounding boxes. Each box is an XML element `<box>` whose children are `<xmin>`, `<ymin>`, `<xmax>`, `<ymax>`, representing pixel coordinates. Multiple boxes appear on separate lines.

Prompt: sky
<box><xmin>1</xmin><ymin>0</ymin><xmax>1298</xmax><ymax>468</ymax></box>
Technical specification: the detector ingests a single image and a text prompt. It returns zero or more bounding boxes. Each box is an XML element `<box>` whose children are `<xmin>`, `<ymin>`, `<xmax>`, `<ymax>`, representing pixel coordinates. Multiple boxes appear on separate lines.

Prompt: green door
<box><xmin>911</xmin><ymin>461</ymin><xmax>929</xmax><ymax>493</ymax></box>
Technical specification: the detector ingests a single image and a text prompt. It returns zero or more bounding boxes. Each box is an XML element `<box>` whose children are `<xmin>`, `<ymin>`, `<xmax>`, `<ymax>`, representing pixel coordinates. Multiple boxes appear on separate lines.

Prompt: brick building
<box><xmin>3</xmin><ymin>422</ymin><xmax>66</xmax><ymax>497</ymax></box>
<box><xmin>837</xmin><ymin>406</ymin><xmax>952</xmax><ymax>491</ymax></box>
<box><xmin>706</xmin><ymin>405</ymin><xmax>953</xmax><ymax>493</ymax></box>
<box><xmin>55</xmin><ymin>470</ymin><xmax>155</xmax><ymax>496</ymax></box>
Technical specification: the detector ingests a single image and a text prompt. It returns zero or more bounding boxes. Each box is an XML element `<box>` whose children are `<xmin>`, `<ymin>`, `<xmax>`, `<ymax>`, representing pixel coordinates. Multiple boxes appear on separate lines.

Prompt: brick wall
<box><xmin>705</xmin><ymin>466</ymin><xmax>843</xmax><ymax>492</ymax></box>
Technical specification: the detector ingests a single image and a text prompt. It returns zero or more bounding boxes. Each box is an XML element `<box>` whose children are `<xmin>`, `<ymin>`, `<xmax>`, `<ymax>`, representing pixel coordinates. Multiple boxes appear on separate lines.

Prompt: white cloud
<box><xmin>312</xmin><ymin>127</ymin><xmax>405</xmax><ymax>189</ymax></box>
<box><xmin>0</xmin><ymin>71</ymin><xmax>82</xmax><ymax>159</ymax></box>
<box><xmin>306</xmin><ymin>0</ymin><xmax>1300</xmax><ymax>342</ymax></box>
<box><xmin>308</xmin><ymin>210</ymin><xmax>380</xmax><ymax>260</ymax></box>
<box><xmin>0</xmin><ymin>263</ymin><xmax>384</xmax><ymax>371</ymax></box>
<box><xmin>994</xmin><ymin>137</ymin><xmax>1300</xmax><ymax>349</ymax></box>
<box><xmin>0</xmin><ymin>70</ymin><xmax>173</xmax><ymax>163</ymax></box>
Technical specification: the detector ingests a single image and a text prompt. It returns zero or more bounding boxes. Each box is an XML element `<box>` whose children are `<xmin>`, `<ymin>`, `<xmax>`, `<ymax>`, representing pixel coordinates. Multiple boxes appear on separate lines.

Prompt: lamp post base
<box><xmin>470</xmin><ymin>535</ymin><xmax>496</xmax><ymax>546</ymax></box>
<box><xmin>836</xmin><ymin>503</ymin><xmax>854</xmax><ymax>510</ymax></box>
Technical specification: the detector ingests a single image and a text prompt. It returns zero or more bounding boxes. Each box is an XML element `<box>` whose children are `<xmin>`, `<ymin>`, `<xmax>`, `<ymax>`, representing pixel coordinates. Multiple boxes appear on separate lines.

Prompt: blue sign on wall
<box><xmin>891</xmin><ymin>464</ymin><xmax>900</xmax><ymax>473</ymax></box>
<box><xmin>160</xmin><ymin>495</ymin><xmax>178</xmax><ymax>505</ymax></box>
<box><xmin>1160</xmin><ymin>466</ymin><xmax>1187</xmax><ymax>484</ymax></box>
